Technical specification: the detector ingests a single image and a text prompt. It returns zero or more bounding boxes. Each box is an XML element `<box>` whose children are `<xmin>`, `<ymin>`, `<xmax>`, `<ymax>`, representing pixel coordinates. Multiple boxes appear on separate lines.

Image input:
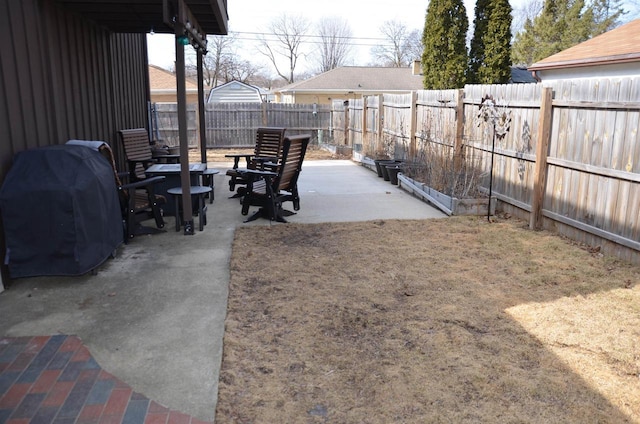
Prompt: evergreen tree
<box><xmin>468</xmin><ymin>0</ymin><xmax>490</xmax><ymax>84</ymax></box>
<box><xmin>482</xmin><ymin>0</ymin><xmax>513</xmax><ymax>83</ymax></box>
<box><xmin>422</xmin><ymin>0</ymin><xmax>468</xmax><ymax>89</ymax></box>
<box><xmin>468</xmin><ymin>0</ymin><xmax>512</xmax><ymax>84</ymax></box>
<box><xmin>512</xmin><ymin>0</ymin><xmax>624</xmax><ymax>65</ymax></box>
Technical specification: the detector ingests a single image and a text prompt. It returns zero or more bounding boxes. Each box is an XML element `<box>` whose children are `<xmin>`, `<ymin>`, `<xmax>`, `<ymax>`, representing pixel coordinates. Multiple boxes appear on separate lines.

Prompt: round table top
<box><xmin>167</xmin><ymin>186</ymin><xmax>212</xmax><ymax>195</ymax></box>
<box><xmin>202</xmin><ymin>168</ymin><xmax>220</xmax><ymax>175</ymax></box>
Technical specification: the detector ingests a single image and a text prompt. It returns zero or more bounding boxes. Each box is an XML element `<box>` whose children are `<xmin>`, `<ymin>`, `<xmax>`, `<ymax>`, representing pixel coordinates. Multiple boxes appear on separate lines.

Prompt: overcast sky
<box><xmin>148</xmin><ymin>0</ymin><xmax>473</xmax><ymax>72</ymax></box>
<box><xmin>147</xmin><ymin>0</ymin><xmax>638</xmax><ymax>74</ymax></box>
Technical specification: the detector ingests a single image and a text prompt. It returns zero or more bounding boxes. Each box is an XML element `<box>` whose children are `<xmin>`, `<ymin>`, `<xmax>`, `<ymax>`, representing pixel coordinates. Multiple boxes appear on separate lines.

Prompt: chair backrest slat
<box><xmin>118</xmin><ymin>128</ymin><xmax>153</xmax><ymax>179</ymax></box>
<box><xmin>275</xmin><ymin>135</ymin><xmax>310</xmax><ymax>192</ymax></box>
<box><xmin>251</xmin><ymin>127</ymin><xmax>286</xmax><ymax>169</ymax></box>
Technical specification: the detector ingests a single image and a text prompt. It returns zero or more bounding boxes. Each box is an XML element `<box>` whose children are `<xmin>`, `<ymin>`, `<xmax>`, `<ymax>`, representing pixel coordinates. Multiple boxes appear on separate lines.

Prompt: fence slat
<box><xmin>328</xmin><ymin>79</ymin><xmax>639</xmax><ymax>263</ymax></box>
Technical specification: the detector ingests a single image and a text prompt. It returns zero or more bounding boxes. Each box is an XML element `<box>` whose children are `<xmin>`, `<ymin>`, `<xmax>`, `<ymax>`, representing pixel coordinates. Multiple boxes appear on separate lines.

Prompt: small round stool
<box><xmin>167</xmin><ymin>186</ymin><xmax>212</xmax><ymax>232</ymax></box>
<box><xmin>201</xmin><ymin>168</ymin><xmax>219</xmax><ymax>203</ymax></box>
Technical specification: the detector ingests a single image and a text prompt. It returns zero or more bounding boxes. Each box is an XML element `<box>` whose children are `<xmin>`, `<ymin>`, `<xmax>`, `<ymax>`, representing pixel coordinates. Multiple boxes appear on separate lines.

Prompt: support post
<box><xmin>530</xmin><ymin>87</ymin><xmax>553</xmax><ymax>230</ymax></box>
<box><xmin>175</xmin><ymin>9</ymin><xmax>193</xmax><ymax>235</ymax></box>
<box><xmin>197</xmin><ymin>50</ymin><xmax>207</xmax><ymax>165</ymax></box>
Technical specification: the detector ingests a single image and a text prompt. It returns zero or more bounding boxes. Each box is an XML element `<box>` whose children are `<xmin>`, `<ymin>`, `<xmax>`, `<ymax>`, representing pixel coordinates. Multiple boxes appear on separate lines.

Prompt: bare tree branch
<box><xmin>256</xmin><ymin>14</ymin><xmax>310</xmax><ymax>83</ymax></box>
<box><xmin>186</xmin><ymin>34</ymin><xmax>259</xmax><ymax>87</ymax></box>
<box><xmin>314</xmin><ymin>17</ymin><xmax>353</xmax><ymax>73</ymax></box>
<box><xmin>370</xmin><ymin>20</ymin><xmax>421</xmax><ymax>67</ymax></box>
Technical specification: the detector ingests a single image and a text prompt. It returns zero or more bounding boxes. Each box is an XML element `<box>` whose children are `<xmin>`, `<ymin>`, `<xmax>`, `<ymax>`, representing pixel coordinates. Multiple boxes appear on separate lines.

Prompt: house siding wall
<box><xmin>0</xmin><ymin>0</ymin><xmax>150</xmax><ymax>283</ymax></box>
<box><xmin>537</xmin><ymin>62</ymin><xmax>640</xmax><ymax>81</ymax></box>
<box><xmin>0</xmin><ymin>0</ymin><xmax>149</xmax><ymax>182</ymax></box>
<box><xmin>151</xmin><ymin>93</ymin><xmax>200</xmax><ymax>103</ymax></box>
<box><xmin>278</xmin><ymin>92</ymin><xmax>406</xmax><ymax>105</ymax></box>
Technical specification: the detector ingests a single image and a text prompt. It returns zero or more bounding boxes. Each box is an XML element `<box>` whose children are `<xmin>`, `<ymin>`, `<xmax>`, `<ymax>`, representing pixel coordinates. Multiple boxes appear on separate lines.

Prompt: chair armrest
<box><xmin>127</xmin><ymin>158</ymin><xmax>155</xmax><ymax>173</ymax></box>
<box><xmin>260</xmin><ymin>161</ymin><xmax>278</xmax><ymax>170</ymax></box>
<box><xmin>121</xmin><ymin>175</ymin><xmax>165</xmax><ymax>190</ymax></box>
<box><xmin>253</xmin><ymin>155</ymin><xmax>277</xmax><ymax>163</ymax></box>
<box><xmin>224</xmin><ymin>153</ymin><xmax>254</xmax><ymax>158</ymax></box>
<box><xmin>253</xmin><ymin>156</ymin><xmax>279</xmax><ymax>170</ymax></box>
<box><xmin>224</xmin><ymin>153</ymin><xmax>254</xmax><ymax>169</ymax></box>
<box><xmin>238</xmin><ymin>169</ymin><xmax>278</xmax><ymax>178</ymax></box>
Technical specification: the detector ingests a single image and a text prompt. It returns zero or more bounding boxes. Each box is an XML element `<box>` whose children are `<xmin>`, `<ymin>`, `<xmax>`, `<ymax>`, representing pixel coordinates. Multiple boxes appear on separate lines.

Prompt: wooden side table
<box><xmin>167</xmin><ymin>186</ymin><xmax>212</xmax><ymax>232</ymax></box>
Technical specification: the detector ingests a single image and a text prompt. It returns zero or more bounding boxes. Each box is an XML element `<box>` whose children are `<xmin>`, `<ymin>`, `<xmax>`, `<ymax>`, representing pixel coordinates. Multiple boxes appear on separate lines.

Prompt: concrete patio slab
<box><xmin>0</xmin><ymin>159</ymin><xmax>445</xmax><ymax>422</ymax></box>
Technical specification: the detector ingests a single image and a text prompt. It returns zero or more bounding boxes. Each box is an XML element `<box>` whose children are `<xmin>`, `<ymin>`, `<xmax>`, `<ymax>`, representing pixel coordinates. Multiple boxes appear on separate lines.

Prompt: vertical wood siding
<box><xmin>0</xmin><ymin>0</ymin><xmax>149</xmax><ymax>182</ymax></box>
<box><xmin>0</xmin><ymin>0</ymin><xmax>150</xmax><ymax>282</ymax></box>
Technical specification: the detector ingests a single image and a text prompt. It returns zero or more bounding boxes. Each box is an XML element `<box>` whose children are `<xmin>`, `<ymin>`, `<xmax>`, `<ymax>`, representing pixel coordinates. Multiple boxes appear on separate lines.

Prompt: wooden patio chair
<box><xmin>118</xmin><ymin>171</ymin><xmax>166</xmax><ymax>240</ymax></box>
<box><xmin>118</xmin><ymin>128</ymin><xmax>180</xmax><ymax>181</ymax></box>
<box><xmin>238</xmin><ymin>134</ymin><xmax>310</xmax><ymax>223</ymax></box>
<box><xmin>225</xmin><ymin>127</ymin><xmax>287</xmax><ymax>197</ymax></box>
<box><xmin>67</xmin><ymin>139</ymin><xmax>166</xmax><ymax>240</ymax></box>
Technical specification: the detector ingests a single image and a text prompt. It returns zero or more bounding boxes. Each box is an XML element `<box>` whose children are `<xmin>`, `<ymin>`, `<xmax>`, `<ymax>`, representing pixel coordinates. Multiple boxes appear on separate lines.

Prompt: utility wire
<box><xmin>228</xmin><ymin>31</ymin><xmax>416</xmax><ymax>48</ymax></box>
<box><xmin>230</xmin><ymin>30</ymin><xmax>393</xmax><ymax>41</ymax></box>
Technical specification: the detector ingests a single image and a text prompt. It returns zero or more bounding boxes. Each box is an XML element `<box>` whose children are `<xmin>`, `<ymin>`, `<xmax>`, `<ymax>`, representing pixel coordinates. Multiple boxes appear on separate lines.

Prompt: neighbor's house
<box><xmin>149</xmin><ymin>64</ymin><xmax>199</xmax><ymax>104</ymax></box>
<box><xmin>529</xmin><ymin>19</ymin><xmax>640</xmax><ymax>81</ymax></box>
<box><xmin>275</xmin><ymin>62</ymin><xmax>424</xmax><ymax>105</ymax></box>
<box><xmin>207</xmin><ymin>80</ymin><xmax>263</xmax><ymax>103</ymax></box>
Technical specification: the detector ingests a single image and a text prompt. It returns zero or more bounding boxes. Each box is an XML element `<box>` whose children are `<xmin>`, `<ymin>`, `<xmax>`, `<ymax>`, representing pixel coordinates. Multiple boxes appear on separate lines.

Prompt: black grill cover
<box><xmin>0</xmin><ymin>144</ymin><xmax>123</xmax><ymax>278</ymax></box>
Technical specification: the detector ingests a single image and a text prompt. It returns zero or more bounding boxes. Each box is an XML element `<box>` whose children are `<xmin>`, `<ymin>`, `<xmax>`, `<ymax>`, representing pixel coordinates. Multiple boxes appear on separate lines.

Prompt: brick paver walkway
<box><xmin>0</xmin><ymin>335</ymin><xmax>211</xmax><ymax>424</ymax></box>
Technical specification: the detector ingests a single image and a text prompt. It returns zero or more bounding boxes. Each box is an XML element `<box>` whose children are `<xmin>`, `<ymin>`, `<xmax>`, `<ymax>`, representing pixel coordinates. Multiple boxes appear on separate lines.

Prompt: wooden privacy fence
<box><xmin>332</xmin><ymin>78</ymin><xmax>640</xmax><ymax>264</ymax></box>
<box><xmin>152</xmin><ymin>102</ymin><xmax>332</xmax><ymax>148</ymax></box>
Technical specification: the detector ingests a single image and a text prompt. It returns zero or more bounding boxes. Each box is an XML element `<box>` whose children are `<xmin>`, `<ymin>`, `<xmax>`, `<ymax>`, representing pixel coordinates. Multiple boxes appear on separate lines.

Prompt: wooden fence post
<box><xmin>409</xmin><ymin>91</ymin><xmax>418</xmax><ymax>160</ymax></box>
<box><xmin>262</xmin><ymin>102</ymin><xmax>267</xmax><ymax>126</ymax></box>
<box><xmin>453</xmin><ymin>88</ymin><xmax>465</xmax><ymax>171</ymax></box>
<box><xmin>530</xmin><ymin>87</ymin><xmax>553</xmax><ymax>230</ymax></box>
<box><xmin>343</xmin><ymin>100</ymin><xmax>350</xmax><ymax>146</ymax></box>
<box><xmin>362</xmin><ymin>96</ymin><xmax>368</xmax><ymax>152</ymax></box>
<box><xmin>377</xmin><ymin>94</ymin><xmax>384</xmax><ymax>152</ymax></box>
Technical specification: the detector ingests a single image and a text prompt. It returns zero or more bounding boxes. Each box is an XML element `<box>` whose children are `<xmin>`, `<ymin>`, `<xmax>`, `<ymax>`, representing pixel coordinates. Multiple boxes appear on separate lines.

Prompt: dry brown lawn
<box><xmin>216</xmin><ymin>216</ymin><xmax>640</xmax><ymax>423</ymax></box>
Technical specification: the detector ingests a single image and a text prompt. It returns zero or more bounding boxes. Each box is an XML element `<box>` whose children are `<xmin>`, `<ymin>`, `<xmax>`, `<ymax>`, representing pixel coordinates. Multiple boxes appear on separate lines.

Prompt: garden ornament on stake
<box><xmin>477</xmin><ymin>94</ymin><xmax>511</xmax><ymax>222</ymax></box>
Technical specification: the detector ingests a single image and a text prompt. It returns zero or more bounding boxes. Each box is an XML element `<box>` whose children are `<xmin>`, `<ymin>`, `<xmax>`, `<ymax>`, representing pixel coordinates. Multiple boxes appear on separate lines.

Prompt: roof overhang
<box><xmin>57</xmin><ymin>0</ymin><xmax>228</xmax><ymax>35</ymax></box>
<box><xmin>529</xmin><ymin>53</ymin><xmax>640</xmax><ymax>71</ymax></box>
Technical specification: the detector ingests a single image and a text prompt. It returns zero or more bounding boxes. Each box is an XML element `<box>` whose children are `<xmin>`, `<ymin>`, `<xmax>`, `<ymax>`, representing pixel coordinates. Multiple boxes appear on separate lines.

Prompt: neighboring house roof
<box><xmin>277</xmin><ymin>66</ymin><xmax>424</xmax><ymax>94</ymax></box>
<box><xmin>509</xmin><ymin>66</ymin><xmax>538</xmax><ymax>83</ymax></box>
<box><xmin>149</xmin><ymin>64</ymin><xmax>198</xmax><ymax>95</ymax></box>
<box><xmin>529</xmin><ymin>19</ymin><xmax>640</xmax><ymax>71</ymax></box>
<box><xmin>207</xmin><ymin>80</ymin><xmax>263</xmax><ymax>103</ymax></box>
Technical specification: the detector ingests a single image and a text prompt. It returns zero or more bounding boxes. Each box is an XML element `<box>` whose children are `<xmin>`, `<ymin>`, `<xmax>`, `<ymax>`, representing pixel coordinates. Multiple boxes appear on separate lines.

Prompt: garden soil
<box><xmin>216</xmin><ymin>216</ymin><xmax>640</xmax><ymax>423</ymax></box>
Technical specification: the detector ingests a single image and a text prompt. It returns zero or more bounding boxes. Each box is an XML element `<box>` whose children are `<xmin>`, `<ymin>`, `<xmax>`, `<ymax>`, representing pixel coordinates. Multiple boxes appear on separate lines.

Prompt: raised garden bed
<box><xmin>397</xmin><ymin>174</ymin><xmax>495</xmax><ymax>217</ymax></box>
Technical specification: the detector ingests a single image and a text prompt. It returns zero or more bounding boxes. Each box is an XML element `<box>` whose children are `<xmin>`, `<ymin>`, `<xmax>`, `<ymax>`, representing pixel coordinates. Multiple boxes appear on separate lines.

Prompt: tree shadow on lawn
<box><xmin>216</xmin><ymin>217</ymin><xmax>639</xmax><ymax>423</ymax></box>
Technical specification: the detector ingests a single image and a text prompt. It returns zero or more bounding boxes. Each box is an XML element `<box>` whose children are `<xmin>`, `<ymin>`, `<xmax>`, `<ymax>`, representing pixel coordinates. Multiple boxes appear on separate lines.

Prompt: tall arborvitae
<box><xmin>512</xmin><ymin>0</ymin><xmax>623</xmax><ymax>65</ymax></box>
<box><xmin>421</xmin><ymin>0</ymin><xmax>469</xmax><ymax>89</ymax></box>
<box><xmin>479</xmin><ymin>0</ymin><xmax>513</xmax><ymax>83</ymax></box>
<box><xmin>468</xmin><ymin>0</ymin><xmax>512</xmax><ymax>84</ymax></box>
<box><xmin>468</xmin><ymin>0</ymin><xmax>490</xmax><ymax>84</ymax></box>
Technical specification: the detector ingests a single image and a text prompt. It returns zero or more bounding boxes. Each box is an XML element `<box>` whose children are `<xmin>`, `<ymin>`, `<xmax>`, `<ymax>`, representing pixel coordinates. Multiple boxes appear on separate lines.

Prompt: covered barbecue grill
<box><xmin>0</xmin><ymin>144</ymin><xmax>123</xmax><ymax>278</ymax></box>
